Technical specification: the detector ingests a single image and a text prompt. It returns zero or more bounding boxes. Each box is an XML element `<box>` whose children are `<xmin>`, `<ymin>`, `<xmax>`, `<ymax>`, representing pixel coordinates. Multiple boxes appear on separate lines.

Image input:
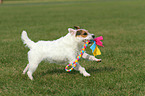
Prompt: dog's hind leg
<box><xmin>27</xmin><ymin>62</ymin><xmax>40</xmax><ymax>80</ymax></box>
<box><xmin>27</xmin><ymin>52</ymin><xmax>43</xmax><ymax>80</ymax></box>
<box><xmin>27</xmin><ymin>59</ymin><xmax>42</xmax><ymax>80</ymax></box>
<box><xmin>23</xmin><ymin>64</ymin><xmax>29</xmax><ymax>74</ymax></box>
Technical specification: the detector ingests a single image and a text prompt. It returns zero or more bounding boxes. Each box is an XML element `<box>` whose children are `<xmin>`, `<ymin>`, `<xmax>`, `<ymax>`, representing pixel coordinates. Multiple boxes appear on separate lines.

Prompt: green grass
<box><xmin>0</xmin><ymin>0</ymin><xmax>145</xmax><ymax>95</ymax></box>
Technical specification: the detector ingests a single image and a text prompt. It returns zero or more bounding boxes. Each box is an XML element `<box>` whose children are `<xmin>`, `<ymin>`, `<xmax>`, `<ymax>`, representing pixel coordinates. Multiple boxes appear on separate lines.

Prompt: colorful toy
<box><xmin>90</xmin><ymin>36</ymin><xmax>104</xmax><ymax>56</ymax></box>
<box><xmin>65</xmin><ymin>36</ymin><xmax>104</xmax><ymax>72</ymax></box>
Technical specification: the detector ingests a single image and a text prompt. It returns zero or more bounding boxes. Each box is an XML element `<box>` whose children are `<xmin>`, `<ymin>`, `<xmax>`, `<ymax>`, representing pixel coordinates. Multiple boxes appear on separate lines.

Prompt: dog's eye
<box><xmin>76</xmin><ymin>31</ymin><xmax>81</xmax><ymax>35</ymax></box>
<box><xmin>83</xmin><ymin>33</ymin><xmax>88</xmax><ymax>35</ymax></box>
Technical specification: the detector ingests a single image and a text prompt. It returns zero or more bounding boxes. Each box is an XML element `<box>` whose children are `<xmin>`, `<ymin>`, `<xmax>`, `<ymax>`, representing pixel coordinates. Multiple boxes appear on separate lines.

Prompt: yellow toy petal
<box><xmin>93</xmin><ymin>46</ymin><xmax>101</xmax><ymax>56</ymax></box>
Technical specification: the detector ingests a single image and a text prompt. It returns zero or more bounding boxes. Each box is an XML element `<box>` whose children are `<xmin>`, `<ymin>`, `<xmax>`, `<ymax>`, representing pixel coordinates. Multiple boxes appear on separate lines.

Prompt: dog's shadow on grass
<box><xmin>40</xmin><ymin>66</ymin><xmax>115</xmax><ymax>76</ymax></box>
<box><xmin>87</xmin><ymin>66</ymin><xmax>115</xmax><ymax>73</ymax></box>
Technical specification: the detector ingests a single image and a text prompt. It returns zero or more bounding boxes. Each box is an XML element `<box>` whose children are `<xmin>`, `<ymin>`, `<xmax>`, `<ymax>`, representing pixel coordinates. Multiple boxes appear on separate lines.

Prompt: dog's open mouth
<box><xmin>83</xmin><ymin>39</ymin><xmax>94</xmax><ymax>45</ymax></box>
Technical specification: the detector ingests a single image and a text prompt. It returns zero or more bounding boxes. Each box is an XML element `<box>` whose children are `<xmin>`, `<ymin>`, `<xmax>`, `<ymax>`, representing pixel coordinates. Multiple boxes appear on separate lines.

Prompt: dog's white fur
<box><xmin>22</xmin><ymin>28</ymin><xmax>101</xmax><ymax>80</ymax></box>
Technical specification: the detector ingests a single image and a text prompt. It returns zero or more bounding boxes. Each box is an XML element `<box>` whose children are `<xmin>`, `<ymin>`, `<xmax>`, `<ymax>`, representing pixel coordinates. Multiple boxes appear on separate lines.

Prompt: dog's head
<box><xmin>68</xmin><ymin>26</ymin><xmax>95</xmax><ymax>43</ymax></box>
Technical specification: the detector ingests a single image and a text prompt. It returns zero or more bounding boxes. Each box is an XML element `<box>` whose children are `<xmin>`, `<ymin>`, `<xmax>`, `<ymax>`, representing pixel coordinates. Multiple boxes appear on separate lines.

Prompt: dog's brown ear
<box><xmin>74</xmin><ymin>26</ymin><xmax>80</xmax><ymax>30</ymax></box>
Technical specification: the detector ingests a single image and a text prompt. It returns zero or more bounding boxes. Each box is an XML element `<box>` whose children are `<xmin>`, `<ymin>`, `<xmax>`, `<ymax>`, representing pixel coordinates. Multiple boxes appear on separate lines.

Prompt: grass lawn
<box><xmin>0</xmin><ymin>0</ymin><xmax>145</xmax><ymax>95</ymax></box>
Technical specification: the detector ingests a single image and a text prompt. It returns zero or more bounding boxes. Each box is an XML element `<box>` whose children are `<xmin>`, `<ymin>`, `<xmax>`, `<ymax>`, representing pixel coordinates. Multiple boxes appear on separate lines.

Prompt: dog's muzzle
<box><xmin>88</xmin><ymin>34</ymin><xmax>95</xmax><ymax>44</ymax></box>
<box><xmin>83</xmin><ymin>34</ymin><xmax>95</xmax><ymax>44</ymax></box>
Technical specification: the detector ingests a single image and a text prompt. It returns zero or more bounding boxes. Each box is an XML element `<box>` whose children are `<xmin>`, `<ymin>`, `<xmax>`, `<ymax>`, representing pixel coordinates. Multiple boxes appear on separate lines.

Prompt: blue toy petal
<box><xmin>90</xmin><ymin>41</ymin><xmax>96</xmax><ymax>53</ymax></box>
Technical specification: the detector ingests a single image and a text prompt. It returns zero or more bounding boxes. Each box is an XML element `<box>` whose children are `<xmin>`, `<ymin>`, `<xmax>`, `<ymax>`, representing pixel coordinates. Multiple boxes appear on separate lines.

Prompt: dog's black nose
<box><xmin>92</xmin><ymin>35</ymin><xmax>95</xmax><ymax>39</ymax></box>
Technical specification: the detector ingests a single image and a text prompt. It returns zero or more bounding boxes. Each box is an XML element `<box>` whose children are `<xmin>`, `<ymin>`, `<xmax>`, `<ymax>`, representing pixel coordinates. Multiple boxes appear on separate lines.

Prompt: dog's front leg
<box><xmin>82</xmin><ymin>52</ymin><xmax>101</xmax><ymax>62</ymax></box>
<box><xmin>72</xmin><ymin>61</ymin><xmax>90</xmax><ymax>77</ymax></box>
<box><xmin>69</xmin><ymin>57</ymin><xmax>90</xmax><ymax>76</ymax></box>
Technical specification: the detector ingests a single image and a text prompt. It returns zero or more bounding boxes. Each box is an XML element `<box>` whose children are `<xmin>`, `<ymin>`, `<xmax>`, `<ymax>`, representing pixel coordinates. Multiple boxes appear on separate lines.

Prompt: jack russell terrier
<box><xmin>21</xmin><ymin>26</ymin><xmax>101</xmax><ymax>80</ymax></box>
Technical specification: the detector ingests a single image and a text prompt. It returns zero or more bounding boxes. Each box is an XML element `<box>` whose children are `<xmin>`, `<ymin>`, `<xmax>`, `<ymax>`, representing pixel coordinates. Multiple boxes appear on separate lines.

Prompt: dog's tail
<box><xmin>21</xmin><ymin>31</ymin><xmax>35</xmax><ymax>49</ymax></box>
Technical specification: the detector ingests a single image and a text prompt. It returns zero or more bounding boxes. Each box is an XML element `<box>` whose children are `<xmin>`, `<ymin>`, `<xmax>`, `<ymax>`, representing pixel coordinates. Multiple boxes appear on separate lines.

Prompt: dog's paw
<box><xmin>83</xmin><ymin>72</ymin><xmax>91</xmax><ymax>77</ymax></box>
<box><xmin>89</xmin><ymin>56</ymin><xmax>101</xmax><ymax>62</ymax></box>
<box><xmin>92</xmin><ymin>58</ymin><xmax>101</xmax><ymax>62</ymax></box>
<box><xmin>95</xmin><ymin>59</ymin><xmax>101</xmax><ymax>62</ymax></box>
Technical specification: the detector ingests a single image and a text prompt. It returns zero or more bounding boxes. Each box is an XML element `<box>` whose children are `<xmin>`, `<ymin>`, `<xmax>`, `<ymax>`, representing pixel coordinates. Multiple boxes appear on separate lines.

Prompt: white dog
<box><xmin>21</xmin><ymin>26</ymin><xmax>101</xmax><ymax>80</ymax></box>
